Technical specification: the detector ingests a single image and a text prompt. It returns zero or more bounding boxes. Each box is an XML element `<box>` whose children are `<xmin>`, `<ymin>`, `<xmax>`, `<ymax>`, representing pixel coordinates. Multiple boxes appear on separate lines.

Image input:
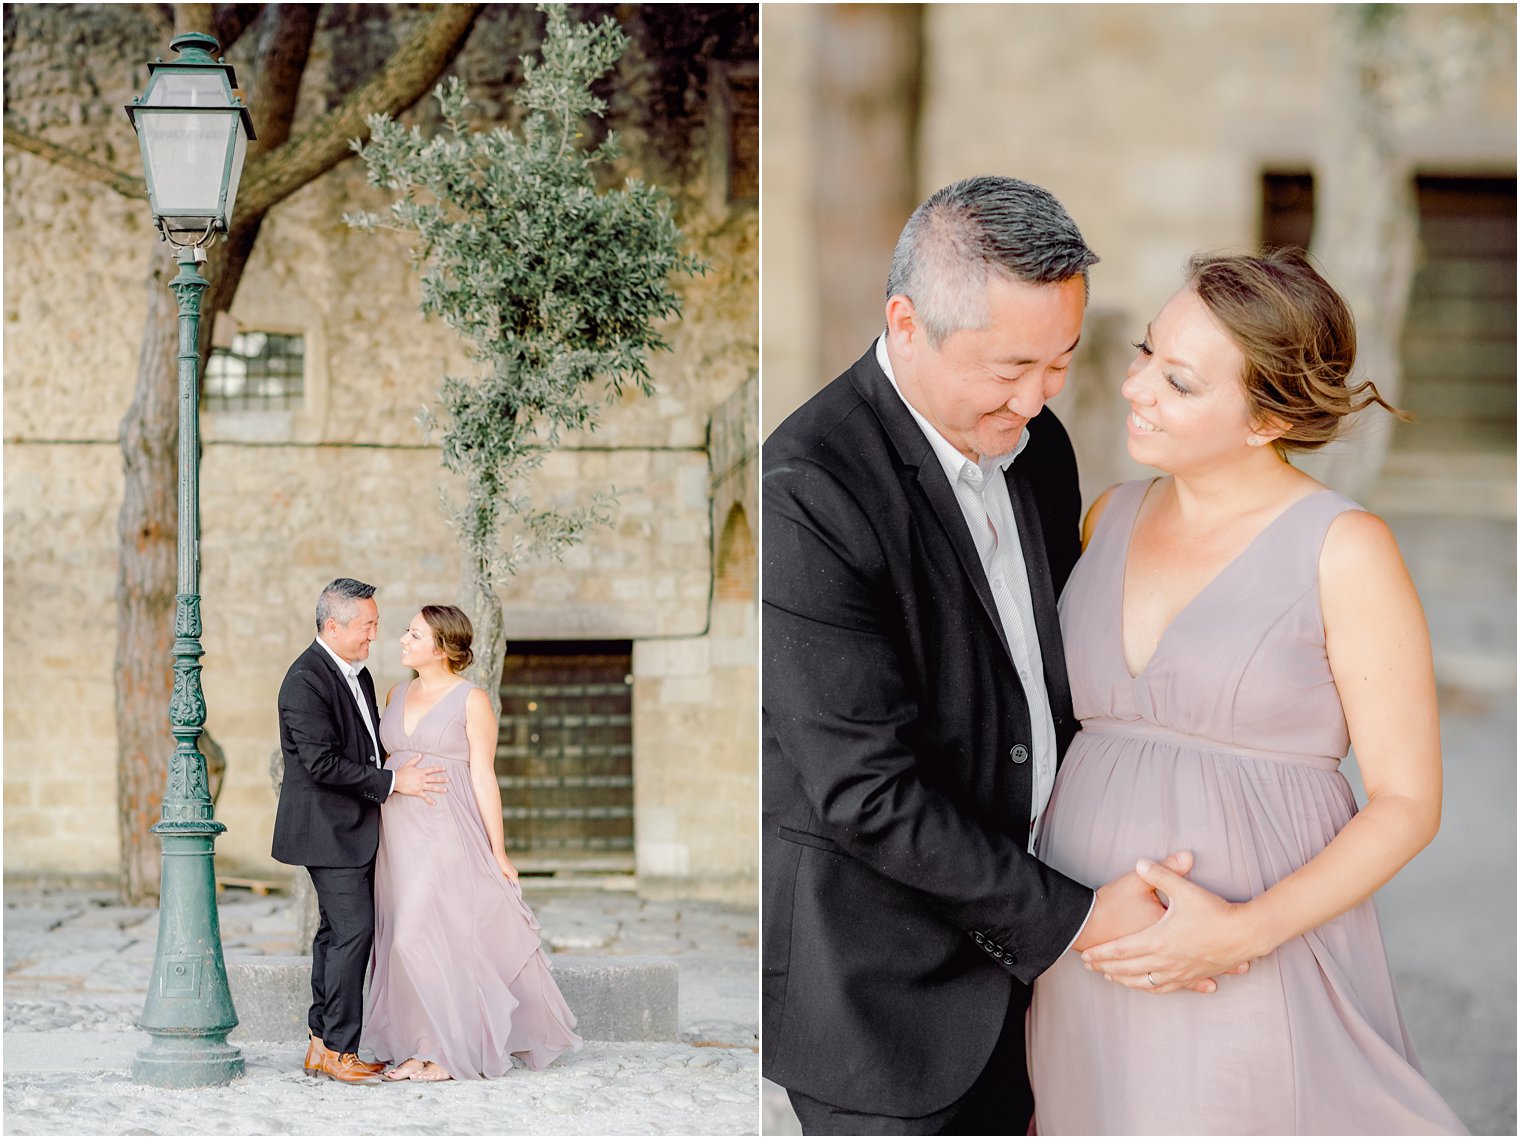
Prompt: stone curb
<box><xmin>225</xmin><ymin>955</ymin><xmax>678</xmax><ymax>1043</ymax></box>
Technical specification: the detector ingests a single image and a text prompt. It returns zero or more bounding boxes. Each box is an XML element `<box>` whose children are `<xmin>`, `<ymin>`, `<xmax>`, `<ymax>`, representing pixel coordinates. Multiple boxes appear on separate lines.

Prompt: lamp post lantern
<box><xmin>124</xmin><ymin>30</ymin><xmax>254</xmax><ymax>1089</ymax></box>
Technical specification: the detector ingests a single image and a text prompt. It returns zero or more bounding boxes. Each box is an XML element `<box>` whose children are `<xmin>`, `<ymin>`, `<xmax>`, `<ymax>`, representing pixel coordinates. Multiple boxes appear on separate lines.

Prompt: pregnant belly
<box><xmin>1039</xmin><ymin>728</ymin><xmax>1357</xmax><ymax>903</ymax></box>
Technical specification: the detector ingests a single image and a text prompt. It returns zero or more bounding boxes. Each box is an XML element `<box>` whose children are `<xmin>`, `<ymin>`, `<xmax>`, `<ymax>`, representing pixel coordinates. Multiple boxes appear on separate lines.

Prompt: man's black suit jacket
<box><xmin>761</xmin><ymin>345</ymin><xmax>1096</xmax><ymax>1118</ymax></box>
<box><xmin>271</xmin><ymin>641</ymin><xmax>392</xmax><ymax>869</ymax></box>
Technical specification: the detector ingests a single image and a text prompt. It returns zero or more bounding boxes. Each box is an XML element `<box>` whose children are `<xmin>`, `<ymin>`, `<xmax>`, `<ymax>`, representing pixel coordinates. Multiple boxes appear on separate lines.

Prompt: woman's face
<box><xmin>1120</xmin><ymin>287</ymin><xmax>1259</xmax><ymax>475</ymax></box>
<box><xmin>399</xmin><ymin>612</ymin><xmax>440</xmax><ymax>670</ymax></box>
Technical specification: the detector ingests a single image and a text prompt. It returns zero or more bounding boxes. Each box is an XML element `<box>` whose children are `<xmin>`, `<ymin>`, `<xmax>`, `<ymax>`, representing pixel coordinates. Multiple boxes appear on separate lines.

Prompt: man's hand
<box><xmin>1081</xmin><ymin>857</ymin><xmax>1255</xmax><ymax>995</ymax></box>
<box><xmin>392</xmin><ymin>755</ymin><xmax>448</xmax><ymax>805</ymax></box>
<box><xmin>1072</xmin><ymin>850</ymin><xmax>1192</xmax><ymax>952</ymax></box>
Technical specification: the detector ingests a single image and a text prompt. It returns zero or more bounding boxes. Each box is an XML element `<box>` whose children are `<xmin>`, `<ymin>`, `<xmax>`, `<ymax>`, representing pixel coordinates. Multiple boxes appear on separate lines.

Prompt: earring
<box><xmin>1247</xmin><ymin>435</ymin><xmax>1265</xmax><ymax>447</ymax></box>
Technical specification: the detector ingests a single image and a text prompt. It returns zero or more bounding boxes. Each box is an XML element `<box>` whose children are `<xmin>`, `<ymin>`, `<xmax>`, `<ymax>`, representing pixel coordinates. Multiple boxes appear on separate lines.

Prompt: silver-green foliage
<box><xmin>346</xmin><ymin>4</ymin><xmax>704</xmax><ymax>579</ymax></box>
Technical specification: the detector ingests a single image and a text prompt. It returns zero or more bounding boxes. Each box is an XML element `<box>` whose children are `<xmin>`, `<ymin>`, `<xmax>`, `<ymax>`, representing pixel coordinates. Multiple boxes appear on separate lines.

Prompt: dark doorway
<box><xmin>1260</xmin><ymin>170</ymin><xmax>1517</xmax><ymax>453</ymax></box>
<box><xmin>497</xmin><ymin>641</ymin><xmax>635</xmax><ymax>873</ymax></box>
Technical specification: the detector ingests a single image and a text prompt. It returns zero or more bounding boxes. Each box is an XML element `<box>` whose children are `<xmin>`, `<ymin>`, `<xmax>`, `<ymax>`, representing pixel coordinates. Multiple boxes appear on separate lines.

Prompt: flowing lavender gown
<box><xmin>1028</xmin><ymin>479</ymin><xmax>1465</xmax><ymax>1135</ymax></box>
<box><xmin>362</xmin><ymin>680</ymin><xmax>582</xmax><ymax>1079</ymax></box>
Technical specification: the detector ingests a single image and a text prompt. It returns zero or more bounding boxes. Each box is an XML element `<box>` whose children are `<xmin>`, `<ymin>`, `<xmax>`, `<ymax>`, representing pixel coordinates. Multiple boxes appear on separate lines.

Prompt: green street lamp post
<box><xmin>124</xmin><ymin>30</ymin><xmax>256</xmax><ymax>1089</ymax></box>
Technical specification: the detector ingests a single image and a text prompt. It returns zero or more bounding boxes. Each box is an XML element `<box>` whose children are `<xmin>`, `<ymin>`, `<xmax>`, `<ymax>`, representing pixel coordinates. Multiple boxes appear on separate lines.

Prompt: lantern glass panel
<box><xmin>223</xmin><ymin>117</ymin><xmax>248</xmax><ymax>227</ymax></box>
<box><xmin>146</xmin><ymin>71</ymin><xmax>227</xmax><ymax>108</ymax></box>
<box><xmin>139</xmin><ymin>109</ymin><xmax>235</xmax><ymax>225</ymax></box>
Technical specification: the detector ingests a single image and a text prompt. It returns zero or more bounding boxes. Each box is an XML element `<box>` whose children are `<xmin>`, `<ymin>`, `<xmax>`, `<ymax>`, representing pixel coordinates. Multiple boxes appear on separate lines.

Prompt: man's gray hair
<box><xmin>886</xmin><ymin>175</ymin><xmax>1099</xmax><ymax>346</ymax></box>
<box><xmin>315</xmin><ymin>577</ymin><xmax>376</xmax><ymax>633</ymax></box>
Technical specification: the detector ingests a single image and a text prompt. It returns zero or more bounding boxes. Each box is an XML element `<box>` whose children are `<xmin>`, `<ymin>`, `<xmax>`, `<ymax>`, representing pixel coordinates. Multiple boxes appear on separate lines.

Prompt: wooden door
<box><xmin>497</xmin><ymin>642</ymin><xmax>635</xmax><ymax>873</ymax></box>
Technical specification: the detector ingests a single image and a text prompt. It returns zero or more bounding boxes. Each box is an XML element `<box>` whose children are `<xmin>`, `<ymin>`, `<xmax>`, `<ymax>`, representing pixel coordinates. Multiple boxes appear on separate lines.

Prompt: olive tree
<box><xmin>347</xmin><ymin>4</ymin><xmax>704</xmax><ymax>708</ymax></box>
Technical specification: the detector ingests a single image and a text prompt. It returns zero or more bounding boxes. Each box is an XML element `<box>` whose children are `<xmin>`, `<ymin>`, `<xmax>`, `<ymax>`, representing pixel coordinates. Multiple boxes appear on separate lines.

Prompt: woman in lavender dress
<box><xmin>1027</xmin><ymin>250</ymin><xmax>1465</xmax><ymax>1134</ymax></box>
<box><xmin>362</xmin><ymin>605</ymin><xmax>581</xmax><ymax>1082</ymax></box>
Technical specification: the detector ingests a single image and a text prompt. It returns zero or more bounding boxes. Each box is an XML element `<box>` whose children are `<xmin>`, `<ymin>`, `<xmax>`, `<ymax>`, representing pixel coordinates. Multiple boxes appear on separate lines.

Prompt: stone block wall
<box><xmin>3</xmin><ymin>4</ymin><xmax>759</xmax><ymax>898</ymax></box>
<box><xmin>632</xmin><ymin>373</ymin><xmax>758</xmax><ymax>906</ymax></box>
<box><xmin>3</xmin><ymin>445</ymin><xmax>125</xmax><ymax>872</ymax></box>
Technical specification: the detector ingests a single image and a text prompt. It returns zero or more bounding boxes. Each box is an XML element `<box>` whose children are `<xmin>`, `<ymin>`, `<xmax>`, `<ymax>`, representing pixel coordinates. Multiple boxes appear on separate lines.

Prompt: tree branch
<box><xmin>173</xmin><ymin>4</ymin><xmax>215</xmax><ymax>38</ymax></box>
<box><xmin>213</xmin><ymin>3</ymin><xmax>265</xmax><ymax>52</ymax></box>
<box><xmin>197</xmin><ymin>4</ymin><xmax>319</xmax><ymax>365</ymax></box>
<box><xmin>236</xmin><ymin>3</ymin><xmax>483</xmax><ymax>218</ymax></box>
<box><xmin>3</xmin><ymin>5</ymin><xmax>477</xmax><ymax>216</ymax></box>
<box><xmin>2</xmin><ymin>128</ymin><xmax>146</xmax><ymax>200</ymax></box>
<box><xmin>247</xmin><ymin>4</ymin><xmax>319</xmax><ymax>156</ymax></box>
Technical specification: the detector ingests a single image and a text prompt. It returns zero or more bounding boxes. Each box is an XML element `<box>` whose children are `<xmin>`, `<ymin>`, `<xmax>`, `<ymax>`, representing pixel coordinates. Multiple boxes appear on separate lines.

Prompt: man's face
<box><xmin>323</xmin><ymin>597</ymin><xmax>379</xmax><ymax>664</ymax></box>
<box><xmin>888</xmin><ymin>274</ymin><xmax>1086</xmax><ymax>461</ymax></box>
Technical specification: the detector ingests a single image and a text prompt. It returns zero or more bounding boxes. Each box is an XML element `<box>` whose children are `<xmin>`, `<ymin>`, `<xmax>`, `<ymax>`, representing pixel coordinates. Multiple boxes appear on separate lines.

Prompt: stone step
<box><xmin>225</xmin><ymin>954</ymin><xmax>678</xmax><ymax>1044</ymax></box>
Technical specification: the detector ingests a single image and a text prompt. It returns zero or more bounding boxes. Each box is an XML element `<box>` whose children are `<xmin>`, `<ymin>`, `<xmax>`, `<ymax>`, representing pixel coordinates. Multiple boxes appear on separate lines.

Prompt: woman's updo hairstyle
<box><xmin>1186</xmin><ymin>247</ymin><xmax>1409</xmax><ymax>453</ymax></box>
<box><xmin>420</xmin><ymin>604</ymin><xmax>474</xmax><ymax>674</ymax></box>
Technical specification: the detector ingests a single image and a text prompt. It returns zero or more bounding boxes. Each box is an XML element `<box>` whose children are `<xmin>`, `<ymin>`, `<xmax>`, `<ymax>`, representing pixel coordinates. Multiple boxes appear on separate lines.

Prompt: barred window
<box><xmin>204</xmin><ymin>331</ymin><xmax>304</xmax><ymax>411</ymax></box>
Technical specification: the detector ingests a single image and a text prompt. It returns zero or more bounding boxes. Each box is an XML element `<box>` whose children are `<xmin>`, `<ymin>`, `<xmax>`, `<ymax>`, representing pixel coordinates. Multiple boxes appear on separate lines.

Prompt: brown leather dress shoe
<box><xmin>304</xmin><ymin>1035</ymin><xmax>325</xmax><ymax>1076</ymax></box>
<box><xmin>320</xmin><ymin>1050</ymin><xmax>383</xmax><ymax>1084</ymax></box>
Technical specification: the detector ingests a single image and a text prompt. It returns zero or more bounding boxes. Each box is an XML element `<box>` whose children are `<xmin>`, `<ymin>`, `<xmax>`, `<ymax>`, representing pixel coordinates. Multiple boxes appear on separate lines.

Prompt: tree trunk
<box><xmin>175</xmin><ymin>4</ymin><xmax>214</xmax><ymax>37</ymax></box>
<box><xmin>465</xmin><ymin>559</ymin><xmax>506</xmax><ymax>720</ymax></box>
<box><xmin>196</xmin><ymin>2</ymin><xmax>319</xmax><ymax>362</ymax></box>
<box><xmin>115</xmin><ymin>253</ymin><xmax>182</xmax><ymax>904</ymax></box>
<box><xmin>111</xmin><ymin>3</ymin><xmax>483</xmax><ymax>900</ymax></box>
<box><xmin>1305</xmin><ymin>6</ymin><xmax>1419</xmax><ymax>499</ymax></box>
<box><xmin>113</xmin><ymin>2</ymin><xmax>322</xmax><ymax>904</ymax></box>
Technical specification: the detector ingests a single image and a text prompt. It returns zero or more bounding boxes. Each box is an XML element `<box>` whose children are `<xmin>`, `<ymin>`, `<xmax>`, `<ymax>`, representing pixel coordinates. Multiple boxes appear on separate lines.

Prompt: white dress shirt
<box><xmin>876</xmin><ymin>335</ymin><xmax>1060</xmax><ymax>852</ymax></box>
<box><xmin>314</xmin><ymin>637</ymin><xmax>393</xmax><ymax>796</ymax></box>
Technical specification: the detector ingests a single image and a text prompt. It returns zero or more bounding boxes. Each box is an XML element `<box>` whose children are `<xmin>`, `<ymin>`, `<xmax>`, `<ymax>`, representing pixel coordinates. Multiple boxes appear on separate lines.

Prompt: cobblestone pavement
<box><xmin>4</xmin><ymin>884</ymin><xmax>759</xmax><ymax>1136</ymax></box>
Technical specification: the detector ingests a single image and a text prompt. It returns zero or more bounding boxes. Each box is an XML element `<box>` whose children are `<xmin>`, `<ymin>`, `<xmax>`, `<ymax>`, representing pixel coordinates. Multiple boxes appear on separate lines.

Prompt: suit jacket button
<box><xmin>1010</xmin><ymin>744</ymin><xmax>1029</xmax><ymax>764</ymax></box>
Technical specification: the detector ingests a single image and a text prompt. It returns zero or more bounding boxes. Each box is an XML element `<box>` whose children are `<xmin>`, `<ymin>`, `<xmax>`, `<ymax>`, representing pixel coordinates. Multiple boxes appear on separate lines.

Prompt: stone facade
<box><xmin>4</xmin><ymin>5</ymin><xmax>758</xmax><ymax>904</ymax></box>
<box><xmin>761</xmin><ymin>4</ymin><xmax>1516</xmax><ymax>506</ymax></box>
<box><xmin>635</xmin><ymin>373</ymin><xmax>757</xmax><ymax>900</ymax></box>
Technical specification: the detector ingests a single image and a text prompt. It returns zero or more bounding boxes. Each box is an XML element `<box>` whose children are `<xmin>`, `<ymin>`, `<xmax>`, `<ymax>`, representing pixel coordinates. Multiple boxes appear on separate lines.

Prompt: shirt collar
<box><xmin>314</xmin><ymin>636</ymin><xmax>360</xmax><ymax>681</ymax></box>
<box><xmin>875</xmin><ymin>334</ymin><xmax>1029</xmax><ymax>486</ymax></box>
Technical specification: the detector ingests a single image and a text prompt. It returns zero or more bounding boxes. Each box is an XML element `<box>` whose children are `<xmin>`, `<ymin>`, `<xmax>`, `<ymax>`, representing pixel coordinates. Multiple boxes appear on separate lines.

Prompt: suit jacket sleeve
<box><xmin>279</xmin><ymin>667</ymin><xmax>393</xmax><ymax>803</ymax></box>
<box><xmin>763</xmin><ymin>455</ymin><xmax>1093</xmax><ymax>984</ymax></box>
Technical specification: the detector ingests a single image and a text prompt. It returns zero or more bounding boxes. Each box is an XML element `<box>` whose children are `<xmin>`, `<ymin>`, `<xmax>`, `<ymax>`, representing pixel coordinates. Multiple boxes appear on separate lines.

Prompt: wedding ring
<box><xmin>1147</xmin><ymin>972</ymin><xmax>1158</xmax><ymax>987</ymax></box>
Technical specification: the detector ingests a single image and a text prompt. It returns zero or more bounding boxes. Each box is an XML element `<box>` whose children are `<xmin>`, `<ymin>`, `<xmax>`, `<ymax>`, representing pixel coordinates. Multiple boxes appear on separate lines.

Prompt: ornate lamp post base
<box><xmin>133</xmin><ymin>1032</ymin><xmax>244</xmax><ymax>1089</ymax></box>
<box><xmin>133</xmin><ymin>825</ymin><xmax>243</xmax><ymax>1088</ymax></box>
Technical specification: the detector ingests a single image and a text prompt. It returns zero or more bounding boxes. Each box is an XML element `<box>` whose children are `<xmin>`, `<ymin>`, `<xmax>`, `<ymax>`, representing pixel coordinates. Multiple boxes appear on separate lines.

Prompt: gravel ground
<box><xmin>3</xmin><ymin>884</ymin><xmax>759</xmax><ymax>1136</ymax></box>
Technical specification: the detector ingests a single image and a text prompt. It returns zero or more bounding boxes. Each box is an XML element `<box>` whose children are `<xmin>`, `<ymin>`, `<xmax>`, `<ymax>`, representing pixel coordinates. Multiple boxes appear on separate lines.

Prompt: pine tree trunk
<box><xmin>115</xmin><ymin>253</ymin><xmax>181</xmax><ymax>904</ymax></box>
<box><xmin>109</xmin><ymin>4</ymin><xmax>483</xmax><ymax>901</ymax></box>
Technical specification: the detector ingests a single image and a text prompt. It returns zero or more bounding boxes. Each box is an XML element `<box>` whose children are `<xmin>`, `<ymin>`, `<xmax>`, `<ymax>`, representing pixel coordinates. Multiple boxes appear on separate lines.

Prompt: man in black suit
<box><xmin>762</xmin><ymin>176</ymin><xmax>1204</xmax><ymax>1134</ymax></box>
<box><xmin>272</xmin><ymin>577</ymin><xmax>447</xmax><ymax>1084</ymax></box>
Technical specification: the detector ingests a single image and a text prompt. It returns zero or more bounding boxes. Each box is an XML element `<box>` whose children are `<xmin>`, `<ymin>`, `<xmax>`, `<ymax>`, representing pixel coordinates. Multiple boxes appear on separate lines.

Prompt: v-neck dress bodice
<box><xmin>1065</xmin><ymin>477</ymin><xmax>1353</xmax><ymax>761</ymax></box>
<box><xmin>361</xmin><ymin>679</ymin><xmax>582</xmax><ymax>1078</ymax></box>
<box><xmin>1027</xmin><ymin>478</ymin><xmax>1465</xmax><ymax>1135</ymax></box>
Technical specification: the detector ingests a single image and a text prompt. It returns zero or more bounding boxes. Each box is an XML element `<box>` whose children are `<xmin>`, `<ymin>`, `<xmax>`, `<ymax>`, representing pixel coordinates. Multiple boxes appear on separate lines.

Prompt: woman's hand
<box><xmin>493</xmin><ymin>849</ymin><xmax>519</xmax><ymax>882</ymax></box>
<box><xmin>1081</xmin><ymin>858</ymin><xmax>1258</xmax><ymax>993</ymax></box>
